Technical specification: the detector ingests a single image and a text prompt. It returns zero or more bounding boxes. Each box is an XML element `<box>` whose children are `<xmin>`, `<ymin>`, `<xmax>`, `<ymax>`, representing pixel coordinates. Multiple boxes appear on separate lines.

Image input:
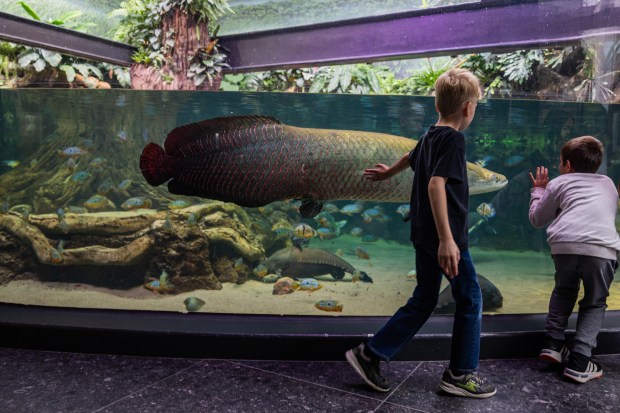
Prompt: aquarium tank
<box><xmin>0</xmin><ymin>0</ymin><xmax>619</xmax><ymax>322</ymax></box>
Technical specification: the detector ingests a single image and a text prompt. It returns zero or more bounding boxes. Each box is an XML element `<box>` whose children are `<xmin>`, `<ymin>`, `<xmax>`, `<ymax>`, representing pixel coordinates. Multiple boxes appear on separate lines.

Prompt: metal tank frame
<box><xmin>1</xmin><ymin>0</ymin><xmax>619</xmax><ymax>72</ymax></box>
<box><xmin>0</xmin><ymin>303</ymin><xmax>619</xmax><ymax>360</ymax></box>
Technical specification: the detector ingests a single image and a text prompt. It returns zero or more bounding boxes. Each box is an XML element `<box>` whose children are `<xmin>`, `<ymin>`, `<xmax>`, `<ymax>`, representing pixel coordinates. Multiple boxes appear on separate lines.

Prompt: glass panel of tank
<box><xmin>0</xmin><ymin>0</ymin><xmax>480</xmax><ymax>39</ymax></box>
<box><xmin>218</xmin><ymin>0</ymin><xmax>479</xmax><ymax>35</ymax></box>
<box><xmin>1</xmin><ymin>89</ymin><xmax>618</xmax><ymax>316</ymax></box>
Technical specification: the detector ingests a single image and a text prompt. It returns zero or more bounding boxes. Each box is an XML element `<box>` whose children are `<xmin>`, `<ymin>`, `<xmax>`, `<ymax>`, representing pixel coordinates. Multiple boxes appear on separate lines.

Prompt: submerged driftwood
<box><xmin>0</xmin><ymin>201</ymin><xmax>265</xmax><ymax>292</ymax></box>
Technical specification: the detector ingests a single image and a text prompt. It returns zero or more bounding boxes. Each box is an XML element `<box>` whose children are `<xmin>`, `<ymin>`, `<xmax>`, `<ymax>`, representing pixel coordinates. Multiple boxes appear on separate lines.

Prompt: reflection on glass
<box><xmin>219</xmin><ymin>0</ymin><xmax>480</xmax><ymax>35</ymax></box>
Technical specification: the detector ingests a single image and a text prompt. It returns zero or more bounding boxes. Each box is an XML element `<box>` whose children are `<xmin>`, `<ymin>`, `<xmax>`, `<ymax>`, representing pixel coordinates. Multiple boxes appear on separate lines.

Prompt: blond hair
<box><xmin>435</xmin><ymin>68</ymin><xmax>482</xmax><ymax>117</ymax></box>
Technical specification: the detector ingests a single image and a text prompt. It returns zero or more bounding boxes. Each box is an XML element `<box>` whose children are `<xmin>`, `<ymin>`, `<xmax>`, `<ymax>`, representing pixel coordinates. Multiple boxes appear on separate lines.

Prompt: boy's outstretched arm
<box><xmin>428</xmin><ymin>176</ymin><xmax>460</xmax><ymax>278</ymax></box>
<box><xmin>364</xmin><ymin>152</ymin><xmax>410</xmax><ymax>181</ymax></box>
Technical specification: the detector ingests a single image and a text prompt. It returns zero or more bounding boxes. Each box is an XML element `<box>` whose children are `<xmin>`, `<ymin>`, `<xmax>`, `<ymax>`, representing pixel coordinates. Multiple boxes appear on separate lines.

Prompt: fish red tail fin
<box><xmin>140</xmin><ymin>143</ymin><xmax>176</xmax><ymax>186</ymax></box>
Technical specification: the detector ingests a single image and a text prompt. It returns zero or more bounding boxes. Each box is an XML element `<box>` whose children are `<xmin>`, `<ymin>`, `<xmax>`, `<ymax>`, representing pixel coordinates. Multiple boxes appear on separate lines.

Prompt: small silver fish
<box><xmin>187</xmin><ymin>212</ymin><xmax>197</xmax><ymax>226</ymax></box>
<box><xmin>59</xmin><ymin>146</ymin><xmax>88</xmax><ymax>158</ymax></box>
<box><xmin>57</xmin><ymin>240</ymin><xmax>66</xmax><ymax>254</ymax></box>
<box><xmin>58</xmin><ymin>219</ymin><xmax>70</xmax><ymax>233</ymax></box>
<box><xmin>118</xmin><ymin>179</ymin><xmax>132</xmax><ymax>191</ymax></box>
<box><xmin>121</xmin><ymin>197</ymin><xmax>152</xmax><ymax>210</ymax></box>
<box><xmin>163</xmin><ymin>212</ymin><xmax>173</xmax><ymax>231</ymax></box>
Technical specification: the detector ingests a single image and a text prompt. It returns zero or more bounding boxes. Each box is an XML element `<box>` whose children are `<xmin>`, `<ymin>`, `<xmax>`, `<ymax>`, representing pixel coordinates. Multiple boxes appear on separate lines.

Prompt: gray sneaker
<box><xmin>439</xmin><ymin>369</ymin><xmax>497</xmax><ymax>399</ymax></box>
<box><xmin>345</xmin><ymin>344</ymin><xmax>390</xmax><ymax>392</ymax></box>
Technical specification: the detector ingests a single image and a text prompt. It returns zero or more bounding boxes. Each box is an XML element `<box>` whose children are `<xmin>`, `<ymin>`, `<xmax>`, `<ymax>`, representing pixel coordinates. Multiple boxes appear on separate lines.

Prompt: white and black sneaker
<box><xmin>539</xmin><ymin>336</ymin><xmax>570</xmax><ymax>364</ymax></box>
<box><xmin>345</xmin><ymin>343</ymin><xmax>390</xmax><ymax>392</ymax></box>
<box><xmin>564</xmin><ymin>352</ymin><xmax>603</xmax><ymax>383</ymax></box>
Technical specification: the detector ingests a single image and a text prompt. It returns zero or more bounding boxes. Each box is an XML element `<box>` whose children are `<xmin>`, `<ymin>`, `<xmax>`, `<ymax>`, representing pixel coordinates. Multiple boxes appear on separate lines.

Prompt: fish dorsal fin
<box><xmin>164</xmin><ymin>115</ymin><xmax>282</xmax><ymax>155</ymax></box>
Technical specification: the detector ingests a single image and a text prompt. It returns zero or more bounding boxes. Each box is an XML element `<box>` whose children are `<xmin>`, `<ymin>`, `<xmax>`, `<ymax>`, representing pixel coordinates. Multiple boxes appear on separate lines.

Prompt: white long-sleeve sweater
<box><xmin>529</xmin><ymin>173</ymin><xmax>620</xmax><ymax>260</ymax></box>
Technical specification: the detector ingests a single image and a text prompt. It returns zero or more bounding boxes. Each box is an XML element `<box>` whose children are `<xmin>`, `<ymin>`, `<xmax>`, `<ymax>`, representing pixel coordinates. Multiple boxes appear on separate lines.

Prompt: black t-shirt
<box><xmin>408</xmin><ymin>125</ymin><xmax>469</xmax><ymax>254</ymax></box>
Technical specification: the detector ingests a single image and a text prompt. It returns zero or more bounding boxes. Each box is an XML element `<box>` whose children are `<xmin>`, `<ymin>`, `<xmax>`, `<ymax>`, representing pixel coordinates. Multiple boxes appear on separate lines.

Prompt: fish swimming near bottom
<box><xmin>263</xmin><ymin>247</ymin><xmax>373</xmax><ymax>283</ymax></box>
<box><xmin>139</xmin><ymin>116</ymin><xmax>508</xmax><ymax>218</ymax></box>
<box><xmin>433</xmin><ymin>274</ymin><xmax>503</xmax><ymax>314</ymax></box>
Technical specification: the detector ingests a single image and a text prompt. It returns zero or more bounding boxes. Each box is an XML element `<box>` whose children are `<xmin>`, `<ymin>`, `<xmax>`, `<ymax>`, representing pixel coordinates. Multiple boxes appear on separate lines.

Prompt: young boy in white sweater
<box><xmin>529</xmin><ymin>135</ymin><xmax>620</xmax><ymax>383</ymax></box>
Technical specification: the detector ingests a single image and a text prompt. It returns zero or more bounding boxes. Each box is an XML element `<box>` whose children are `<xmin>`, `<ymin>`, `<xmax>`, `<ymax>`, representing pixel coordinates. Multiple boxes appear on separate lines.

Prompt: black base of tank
<box><xmin>1</xmin><ymin>303</ymin><xmax>619</xmax><ymax>360</ymax></box>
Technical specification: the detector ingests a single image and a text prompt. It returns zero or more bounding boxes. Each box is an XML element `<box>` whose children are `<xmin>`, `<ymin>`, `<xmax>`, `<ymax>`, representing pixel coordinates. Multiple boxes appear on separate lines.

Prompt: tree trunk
<box><xmin>130</xmin><ymin>8</ymin><xmax>221</xmax><ymax>91</ymax></box>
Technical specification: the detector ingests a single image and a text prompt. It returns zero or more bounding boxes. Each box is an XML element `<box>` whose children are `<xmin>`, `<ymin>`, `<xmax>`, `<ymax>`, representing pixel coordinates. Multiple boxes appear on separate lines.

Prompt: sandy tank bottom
<box><xmin>1</xmin><ymin>235</ymin><xmax>620</xmax><ymax>316</ymax></box>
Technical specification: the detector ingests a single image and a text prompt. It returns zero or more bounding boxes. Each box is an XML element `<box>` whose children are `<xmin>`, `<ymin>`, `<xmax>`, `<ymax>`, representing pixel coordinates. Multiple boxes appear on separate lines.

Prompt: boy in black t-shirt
<box><xmin>345</xmin><ymin>68</ymin><xmax>496</xmax><ymax>399</ymax></box>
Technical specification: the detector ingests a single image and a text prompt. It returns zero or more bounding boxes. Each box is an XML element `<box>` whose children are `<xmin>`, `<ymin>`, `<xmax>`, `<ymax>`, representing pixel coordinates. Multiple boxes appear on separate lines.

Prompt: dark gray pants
<box><xmin>547</xmin><ymin>254</ymin><xmax>616</xmax><ymax>357</ymax></box>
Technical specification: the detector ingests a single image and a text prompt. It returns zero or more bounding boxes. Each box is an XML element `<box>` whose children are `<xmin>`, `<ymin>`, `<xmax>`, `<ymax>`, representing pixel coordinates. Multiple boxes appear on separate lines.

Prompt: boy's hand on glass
<box><xmin>364</xmin><ymin>164</ymin><xmax>391</xmax><ymax>181</ymax></box>
<box><xmin>529</xmin><ymin>166</ymin><xmax>549</xmax><ymax>189</ymax></box>
<box><xmin>438</xmin><ymin>239</ymin><xmax>460</xmax><ymax>279</ymax></box>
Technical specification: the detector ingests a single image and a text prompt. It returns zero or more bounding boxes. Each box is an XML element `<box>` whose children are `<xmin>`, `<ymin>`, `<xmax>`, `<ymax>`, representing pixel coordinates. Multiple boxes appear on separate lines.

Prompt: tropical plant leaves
<box><xmin>32</xmin><ymin>58</ymin><xmax>46</xmax><ymax>72</ymax></box>
<box><xmin>367</xmin><ymin>70</ymin><xmax>382</xmax><ymax>94</ymax></box>
<box><xmin>41</xmin><ymin>49</ymin><xmax>61</xmax><ymax>67</ymax></box>
<box><xmin>59</xmin><ymin>64</ymin><xmax>76</xmax><ymax>82</ymax></box>
<box><xmin>327</xmin><ymin>67</ymin><xmax>341</xmax><ymax>92</ymax></box>
<box><xmin>17</xmin><ymin>51</ymin><xmax>39</xmax><ymax>67</ymax></box>
<box><xmin>18</xmin><ymin>1</ymin><xmax>40</xmax><ymax>21</ymax></box>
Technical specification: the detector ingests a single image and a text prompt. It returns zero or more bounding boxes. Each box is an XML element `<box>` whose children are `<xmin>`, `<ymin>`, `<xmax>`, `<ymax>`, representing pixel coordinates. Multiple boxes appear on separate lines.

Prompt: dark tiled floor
<box><xmin>0</xmin><ymin>347</ymin><xmax>618</xmax><ymax>413</ymax></box>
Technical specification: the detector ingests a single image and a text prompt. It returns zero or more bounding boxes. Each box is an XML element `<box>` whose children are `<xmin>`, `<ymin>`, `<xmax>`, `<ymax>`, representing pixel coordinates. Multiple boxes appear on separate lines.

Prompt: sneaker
<box><xmin>439</xmin><ymin>369</ymin><xmax>497</xmax><ymax>399</ymax></box>
<box><xmin>345</xmin><ymin>344</ymin><xmax>390</xmax><ymax>392</ymax></box>
<box><xmin>539</xmin><ymin>336</ymin><xmax>570</xmax><ymax>364</ymax></box>
<box><xmin>564</xmin><ymin>353</ymin><xmax>603</xmax><ymax>383</ymax></box>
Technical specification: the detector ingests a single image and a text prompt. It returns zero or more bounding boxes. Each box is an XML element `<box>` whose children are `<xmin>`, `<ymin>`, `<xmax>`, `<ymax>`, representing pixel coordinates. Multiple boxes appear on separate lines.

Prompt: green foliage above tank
<box><xmin>0</xmin><ymin>0</ymin><xmax>123</xmax><ymax>39</ymax></box>
<box><xmin>111</xmin><ymin>0</ymin><xmax>232</xmax><ymax>87</ymax></box>
<box><xmin>221</xmin><ymin>45</ymin><xmax>618</xmax><ymax>103</ymax></box>
<box><xmin>0</xmin><ymin>2</ymin><xmax>130</xmax><ymax>88</ymax></box>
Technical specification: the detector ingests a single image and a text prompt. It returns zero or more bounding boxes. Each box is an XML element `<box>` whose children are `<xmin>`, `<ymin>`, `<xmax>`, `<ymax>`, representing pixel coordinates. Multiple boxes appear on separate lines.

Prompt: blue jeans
<box><xmin>366</xmin><ymin>245</ymin><xmax>482</xmax><ymax>374</ymax></box>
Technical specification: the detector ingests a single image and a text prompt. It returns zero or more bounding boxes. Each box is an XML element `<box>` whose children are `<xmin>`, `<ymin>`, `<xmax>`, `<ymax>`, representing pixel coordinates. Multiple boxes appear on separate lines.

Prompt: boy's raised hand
<box><xmin>364</xmin><ymin>163</ymin><xmax>391</xmax><ymax>181</ymax></box>
<box><xmin>529</xmin><ymin>166</ymin><xmax>549</xmax><ymax>188</ymax></box>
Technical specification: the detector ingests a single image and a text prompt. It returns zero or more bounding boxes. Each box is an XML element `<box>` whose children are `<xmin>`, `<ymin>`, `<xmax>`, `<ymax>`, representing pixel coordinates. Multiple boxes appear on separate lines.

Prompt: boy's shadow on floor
<box><xmin>541</xmin><ymin>363</ymin><xmax>564</xmax><ymax>373</ymax></box>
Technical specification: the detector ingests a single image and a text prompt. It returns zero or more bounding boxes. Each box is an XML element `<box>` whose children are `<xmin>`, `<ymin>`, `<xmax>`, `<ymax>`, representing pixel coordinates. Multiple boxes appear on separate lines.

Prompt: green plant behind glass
<box><xmin>111</xmin><ymin>0</ymin><xmax>232</xmax><ymax>87</ymax></box>
<box><xmin>3</xmin><ymin>1</ymin><xmax>130</xmax><ymax>87</ymax></box>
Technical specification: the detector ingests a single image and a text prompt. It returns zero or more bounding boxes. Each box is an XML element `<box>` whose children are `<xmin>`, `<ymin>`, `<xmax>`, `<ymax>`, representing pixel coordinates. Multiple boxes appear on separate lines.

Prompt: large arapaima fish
<box><xmin>140</xmin><ymin>116</ymin><xmax>508</xmax><ymax>217</ymax></box>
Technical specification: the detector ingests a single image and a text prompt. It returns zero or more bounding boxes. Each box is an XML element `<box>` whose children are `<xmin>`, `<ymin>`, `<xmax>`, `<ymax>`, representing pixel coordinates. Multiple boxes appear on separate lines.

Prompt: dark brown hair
<box><xmin>560</xmin><ymin>135</ymin><xmax>603</xmax><ymax>173</ymax></box>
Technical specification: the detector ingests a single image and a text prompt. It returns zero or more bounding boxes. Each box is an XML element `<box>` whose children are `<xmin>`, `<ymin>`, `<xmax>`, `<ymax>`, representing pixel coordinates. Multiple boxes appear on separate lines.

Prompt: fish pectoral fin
<box><xmin>292</xmin><ymin>238</ymin><xmax>307</xmax><ymax>250</ymax></box>
<box><xmin>299</xmin><ymin>197</ymin><xmax>323</xmax><ymax>218</ymax></box>
<box><xmin>168</xmin><ymin>179</ymin><xmax>196</xmax><ymax>196</ymax></box>
<box><xmin>359</xmin><ymin>271</ymin><xmax>373</xmax><ymax>283</ymax></box>
<box><xmin>331</xmin><ymin>269</ymin><xmax>345</xmax><ymax>280</ymax></box>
